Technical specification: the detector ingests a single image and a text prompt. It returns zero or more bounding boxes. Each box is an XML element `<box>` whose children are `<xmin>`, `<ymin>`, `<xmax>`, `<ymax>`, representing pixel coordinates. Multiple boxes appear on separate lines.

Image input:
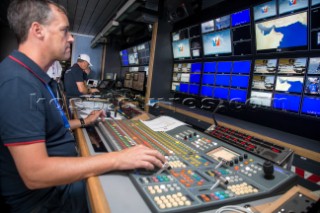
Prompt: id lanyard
<box><xmin>9</xmin><ymin>55</ymin><xmax>71</xmax><ymax>130</ymax></box>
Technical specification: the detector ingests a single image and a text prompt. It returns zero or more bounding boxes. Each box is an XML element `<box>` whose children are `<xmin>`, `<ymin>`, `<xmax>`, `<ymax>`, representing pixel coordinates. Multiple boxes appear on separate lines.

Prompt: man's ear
<box><xmin>29</xmin><ymin>22</ymin><xmax>45</xmax><ymax>40</ymax></box>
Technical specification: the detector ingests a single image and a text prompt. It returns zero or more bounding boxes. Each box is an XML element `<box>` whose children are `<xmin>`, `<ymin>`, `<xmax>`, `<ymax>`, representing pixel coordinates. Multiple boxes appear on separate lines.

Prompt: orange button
<box><xmin>234</xmin><ymin>166</ymin><xmax>240</xmax><ymax>171</ymax></box>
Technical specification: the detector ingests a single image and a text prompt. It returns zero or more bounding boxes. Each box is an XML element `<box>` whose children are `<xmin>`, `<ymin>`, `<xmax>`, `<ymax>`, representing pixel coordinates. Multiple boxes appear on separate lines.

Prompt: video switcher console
<box><xmin>91</xmin><ymin>117</ymin><xmax>297</xmax><ymax>213</ymax></box>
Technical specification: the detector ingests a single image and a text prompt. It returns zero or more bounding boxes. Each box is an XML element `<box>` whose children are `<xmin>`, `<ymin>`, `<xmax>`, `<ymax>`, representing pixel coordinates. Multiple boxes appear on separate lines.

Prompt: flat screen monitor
<box><xmin>231</xmin><ymin>75</ymin><xmax>249</xmax><ymax>88</ymax></box>
<box><xmin>180</xmin><ymin>73</ymin><xmax>190</xmax><ymax>82</ymax></box>
<box><xmin>301</xmin><ymin>96</ymin><xmax>320</xmax><ymax>116</ymax></box>
<box><xmin>275</xmin><ymin>76</ymin><xmax>304</xmax><ymax>93</ymax></box>
<box><xmin>190</xmin><ymin>37</ymin><xmax>202</xmax><ymax>49</ymax></box>
<box><xmin>278</xmin><ymin>0</ymin><xmax>309</xmax><ymax>15</ymax></box>
<box><xmin>232</xmin><ymin>25</ymin><xmax>251</xmax><ymax>42</ymax></box>
<box><xmin>201</xmin><ymin>20</ymin><xmax>214</xmax><ymax>34</ymax></box>
<box><xmin>311</xmin><ymin>29</ymin><xmax>320</xmax><ymax>50</ymax></box>
<box><xmin>273</xmin><ymin>93</ymin><xmax>301</xmax><ymax>112</ymax></box>
<box><xmin>125</xmin><ymin>73</ymin><xmax>132</xmax><ymax>80</ymax></box>
<box><xmin>252</xmin><ymin>75</ymin><xmax>275</xmax><ymax>90</ymax></box>
<box><xmin>202</xmin><ymin>74</ymin><xmax>215</xmax><ymax>85</ymax></box>
<box><xmin>311</xmin><ymin>8</ymin><xmax>320</xmax><ymax>29</ymax></box>
<box><xmin>172</xmin><ymin>32</ymin><xmax>180</xmax><ymax>41</ymax></box>
<box><xmin>278</xmin><ymin>58</ymin><xmax>307</xmax><ymax>74</ymax></box>
<box><xmin>255</xmin><ymin>12</ymin><xmax>308</xmax><ymax>53</ymax></box>
<box><xmin>254</xmin><ymin>0</ymin><xmax>277</xmax><ymax>21</ymax></box>
<box><xmin>201</xmin><ymin>86</ymin><xmax>214</xmax><ymax>97</ymax></box>
<box><xmin>172</xmin><ymin>39</ymin><xmax>191</xmax><ymax>59</ymax></box>
<box><xmin>203</xmin><ymin>62</ymin><xmax>217</xmax><ymax>72</ymax></box>
<box><xmin>233</xmin><ymin>41</ymin><xmax>252</xmax><ymax>56</ymax></box>
<box><xmin>179</xmin><ymin>83</ymin><xmax>189</xmax><ymax>93</ymax></box>
<box><xmin>190</xmin><ymin>74</ymin><xmax>201</xmax><ymax>83</ymax></box>
<box><xmin>128</xmin><ymin>53</ymin><xmax>139</xmax><ymax>65</ymax></box>
<box><xmin>180</xmin><ymin>28</ymin><xmax>189</xmax><ymax>40</ymax></box>
<box><xmin>120</xmin><ymin>50</ymin><xmax>129</xmax><ymax>66</ymax></box>
<box><xmin>250</xmin><ymin>91</ymin><xmax>273</xmax><ymax>107</ymax></box>
<box><xmin>312</xmin><ymin>0</ymin><xmax>320</xmax><ymax>6</ymax></box>
<box><xmin>215</xmin><ymin>75</ymin><xmax>230</xmax><ymax>87</ymax></box>
<box><xmin>304</xmin><ymin>76</ymin><xmax>320</xmax><ymax>95</ymax></box>
<box><xmin>233</xmin><ymin>60</ymin><xmax>251</xmax><ymax>74</ymax></box>
<box><xmin>215</xmin><ymin>15</ymin><xmax>231</xmax><ymax>30</ymax></box>
<box><xmin>189</xmin><ymin>84</ymin><xmax>200</xmax><ymax>95</ymax></box>
<box><xmin>191</xmin><ymin>63</ymin><xmax>202</xmax><ymax>72</ymax></box>
<box><xmin>213</xmin><ymin>87</ymin><xmax>229</xmax><ymax>100</ymax></box>
<box><xmin>308</xmin><ymin>57</ymin><xmax>320</xmax><ymax>74</ymax></box>
<box><xmin>231</xmin><ymin>9</ymin><xmax>250</xmax><ymax>27</ymax></box>
<box><xmin>254</xmin><ymin>59</ymin><xmax>278</xmax><ymax>73</ymax></box>
<box><xmin>171</xmin><ymin>82</ymin><xmax>179</xmax><ymax>91</ymax></box>
<box><xmin>229</xmin><ymin>89</ymin><xmax>247</xmax><ymax>103</ymax></box>
<box><xmin>202</xmin><ymin>29</ymin><xmax>232</xmax><ymax>56</ymax></box>
<box><xmin>105</xmin><ymin>73</ymin><xmax>115</xmax><ymax>80</ymax></box>
<box><xmin>189</xmin><ymin>25</ymin><xmax>201</xmax><ymax>37</ymax></box>
<box><xmin>217</xmin><ymin>61</ymin><xmax>232</xmax><ymax>73</ymax></box>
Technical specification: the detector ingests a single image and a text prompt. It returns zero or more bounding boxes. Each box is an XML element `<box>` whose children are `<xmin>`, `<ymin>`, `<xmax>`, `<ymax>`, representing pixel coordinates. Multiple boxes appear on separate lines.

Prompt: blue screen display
<box><xmin>312</xmin><ymin>0</ymin><xmax>320</xmax><ymax>6</ymax></box>
<box><xmin>190</xmin><ymin>74</ymin><xmax>201</xmax><ymax>83</ymax></box>
<box><xmin>217</xmin><ymin>61</ymin><xmax>233</xmax><ymax>73</ymax></box>
<box><xmin>229</xmin><ymin>89</ymin><xmax>247</xmax><ymax>103</ymax></box>
<box><xmin>301</xmin><ymin>96</ymin><xmax>320</xmax><ymax>116</ymax></box>
<box><xmin>202</xmin><ymin>29</ymin><xmax>232</xmax><ymax>56</ymax></box>
<box><xmin>179</xmin><ymin>83</ymin><xmax>189</xmax><ymax>93</ymax></box>
<box><xmin>231</xmin><ymin>75</ymin><xmax>249</xmax><ymax>88</ymax></box>
<box><xmin>255</xmin><ymin>12</ymin><xmax>308</xmax><ymax>52</ymax></box>
<box><xmin>191</xmin><ymin>62</ymin><xmax>202</xmax><ymax>72</ymax></box>
<box><xmin>203</xmin><ymin>62</ymin><xmax>217</xmax><ymax>72</ymax></box>
<box><xmin>215</xmin><ymin>75</ymin><xmax>231</xmax><ymax>86</ymax></box>
<box><xmin>231</xmin><ymin>9</ymin><xmax>251</xmax><ymax>27</ymax></box>
<box><xmin>273</xmin><ymin>93</ymin><xmax>301</xmax><ymax>112</ymax></box>
<box><xmin>278</xmin><ymin>0</ymin><xmax>309</xmax><ymax>15</ymax></box>
<box><xmin>172</xmin><ymin>39</ymin><xmax>191</xmax><ymax>59</ymax></box>
<box><xmin>215</xmin><ymin>15</ymin><xmax>231</xmax><ymax>30</ymax></box>
<box><xmin>202</xmin><ymin>74</ymin><xmax>215</xmax><ymax>85</ymax></box>
<box><xmin>120</xmin><ymin>50</ymin><xmax>129</xmax><ymax>66</ymax></box>
<box><xmin>275</xmin><ymin>76</ymin><xmax>304</xmax><ymax>93</ymax></box>
<box><xmin>233</xmin><ymin>61</ymin><xmax>251</xmax><ymax>74</ymax></box>
<box><xmin>213</xmin><ymin>87</ymin><xmax>229</xmax><ymax>100</ymax></box>
<box><xmin>254</xmin><ymin>0</ymin><xmax>277</xmax><ymax>21</ymax></box>
<box><xmin>201</xmin><ymin>86</ymin><xmax>214</xmax><ymax>97</ymax></box>
<box><xmin>189</xmin><ymin>85</ymin><xmax>200</xmax><ymax>95</ymax></box>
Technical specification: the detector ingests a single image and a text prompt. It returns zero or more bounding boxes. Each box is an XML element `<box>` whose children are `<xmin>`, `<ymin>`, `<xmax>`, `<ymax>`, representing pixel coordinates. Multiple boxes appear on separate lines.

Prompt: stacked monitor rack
<box><xmin>90</xmin><ymin>116</ymin><xmax>297</xmax><ymax>213</ymax></box>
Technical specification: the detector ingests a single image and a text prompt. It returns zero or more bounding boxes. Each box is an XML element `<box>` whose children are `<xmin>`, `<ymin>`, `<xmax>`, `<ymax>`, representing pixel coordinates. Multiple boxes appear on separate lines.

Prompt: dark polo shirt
<box><xmin>0</xmin><ymin>50</ymin><xmax>77</xmax><ymax>212</ymax></box>
<box><xmin>63</xmin><ymin>63</ymin><xmax>84</xmax><ymax>97</ymax></box>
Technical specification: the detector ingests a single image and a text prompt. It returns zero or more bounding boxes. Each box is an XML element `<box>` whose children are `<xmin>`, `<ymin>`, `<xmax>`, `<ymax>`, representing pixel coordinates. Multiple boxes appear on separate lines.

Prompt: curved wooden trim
<box><xmin>71</xmin><ymin>101</ymin><xmax>111</xmax><ymax>213</ymax></box>
<box><xmin>158</xmin><ymin>102</ymin><xmax>320</xmax><ymax>163</ymax></box>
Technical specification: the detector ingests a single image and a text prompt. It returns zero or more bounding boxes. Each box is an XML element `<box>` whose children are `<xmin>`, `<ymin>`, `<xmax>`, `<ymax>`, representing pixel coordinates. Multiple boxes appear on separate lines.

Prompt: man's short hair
<box><xmin>7</xmin><ymin>0</ymin><xmax>67</xmax><ymax>44</ymax></box>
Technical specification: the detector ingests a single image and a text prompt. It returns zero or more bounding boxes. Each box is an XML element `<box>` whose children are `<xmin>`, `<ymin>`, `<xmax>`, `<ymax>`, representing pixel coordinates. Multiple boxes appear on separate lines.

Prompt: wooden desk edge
<box><xmin>72</xmin><ymin>102</ymin><xmax>111</xmax><ymax>213</ymax></box>
<box><xmin>158</xmin><ymin>103</ymin><xmax>320</xmax><ymax>163</ymax></box>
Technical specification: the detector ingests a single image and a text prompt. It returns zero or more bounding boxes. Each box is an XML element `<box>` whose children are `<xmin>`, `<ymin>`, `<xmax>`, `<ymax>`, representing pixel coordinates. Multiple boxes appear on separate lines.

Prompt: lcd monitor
<box><xmin>172</xmin><ymin>73</ymin><xmax>181</xmax><ymax>81</ymax></box>
<box><xmin>233</xmin><ymin>41</ymin><xmax>252</xmax><ymax>56</ymax></box>
<box><xmin>172</xmin><ymin>39</ymin><xmax>191</xmax><ymax>59</ymax></box>
<box><xmin>255</xmin><ymin>12</ymin><xmax>308</xmax><ymax>53</ymax></box>
<box><xmin>304</xmin><ymin>76</ymin><xmax>320</xmax><ymax>95</ymax></box>
<box><xmin>232</xmin><ymin>25</ymin><xmax>251</xmax><ymax>42</ymax></box>
<box><xmin>308</xmin><ymin>57</ymin><xmax>320</xmax><ymax>74</ymax></box>
<box><xmin>254</xmin><ymin>0</ymin><xmax>277</xmax><ymax>21</ymax></box>
<box><xmin>233</xmin><ymin>60</ymin><xmax>251</xmax><ymax>74</ymax></box>
<box><xmin>190</xmin><ymin>37</ymin><xmax>202</xmax><ymax>49</ymax></box>
<box><xmin>215</xmin><ymin>75</ymin><xmax>231</xmax><ymax>87</ymax></box>
<box><xmin>250</xmin><ymin>91</ymin><xmax>273</xmax><ymax>107</ymax></box>
<box><xmin>311</xmin><ymin>30</ymin><xmax>320</xmax><ymax>50</ymax></box>
<box><xmin>215</xmin><ymin>15</ymin><xmax>231</xmax><ymax>30</ymax></box>
<box><xmin>172</xmin><ymin>32</ymin><xmax>180</xmax><ymax>41</ymax></box>
<box><xmin>190</xmin><ymin>74</ymin><xmax>201</xmax><ymax>83</ymax></box>
<box><xmin>275</xmin><ymin>76</ymin><xmax>304</xmax><ymax>93</ymax></box>
<box><xmin>311</xmin><ymin>8</ymin><xmax>320</xmax><ymax>29</ymax></box>
<box><xmin>201</xmin><ymin>86</ymin><xmax>214</xmax><ymax>97</ymax></box>
<box><xmin>252</xmin><ymin>75</ymin><xmax>275</xmax><ymax>90</ymax></box>
<box><xmin>180</xmin><ymin>73</ymin><xmax>190</xmax><ymax>82</ymax></box>
<box><xmin>191</xmin><ymin>63</ymin><xmax>202</xmax><ymax>72</ymax></box>
<box><xmin>190</xmin><ymin>25</ymin><xmax>201</xmax><ymax>37</ymax></box>
<box><xmin>273</xmin><ymin>93</ymin><xmax>301</xmax><ymax>112</ymax></box>
<box><xmin>172</xmin><ymin>82</ymin><xmax>179</xmax><ymax>91</ymax></box>
<box><xmin>231</xmin><ymin>75</ymin><xmax>249</xmax><ymax>88</ymax></box>
<box><xmin>179</xmin><ymin>83</ymin><xmax>189</xmax><ymax>93</ymax></box>
<box><xmin>301</xmin><ymin>96</ymin><xmax>320</xmax><ymax>116</ymax></box>
<box><xmin>202</xmin><ymin>29</ymin><xmax>232</xmax><ymax>56</ymax></box>
<box><xmin>180</xmin><ymin>28</ymin><xmax>189</xmax><ymax>40</ymax></box>
<box><xmin>278</xmin><ymin>58</ymin><xmax>307</xmax><ymax>74</ymax></box>
<box><xmin>229</xmin><ymin>89</ymin><xmax>247</xmax><ymax>103</ymax></box>
<box><xmin>120</xmin><ymin>50</ymin><xmax>129</xmax><ymax>66</ymax></box>
<box><xmin>201</xmin><ymin>20</ymin><xmax>214</xmax><ymax>33</ymax></box>
<box><xmin>312</xmin><ymin>0</ymin><xmax>320</xmax><ymax>6</ymax></box>
<box><xmin>203</xmin><ymin>62</ymin><xmax>217</xmax><ymax>72</ymax></box>
<box><xmin>213</xmin><ymin>87</ymin><xmax>229</xmax><ymax>100</ymax></box>
<box><xmin>254</xmin><ymin>59</ymin><xmax>278</xmax><ymax>73</ymax></box>
<box><xmin>128</xmin><ymin>53</ymin><xmax>139</xmax><ymax>65</ymax></box>
<box><xmin>278</xmin><ymin>0</ymin><xmax>309</xmax><ymax>15</ymax></box>
<box><xmin>217</xmin><ymin>61</ymin><xmax>232</xmax><ymax>73</ymax></box>
<box><xmin>232</xmin><ymin>9</ymin><xmax>250</xmax><ymax>27</ymax></box>
<box><xmin>202</xmin><ymin>74</ymin><xmax>215</xmax><ymax>85</ymax></box>
<box><xmin>189</xmin><ymin>84</ymin><xmax>200</xmax><ymax>95</ymax></box>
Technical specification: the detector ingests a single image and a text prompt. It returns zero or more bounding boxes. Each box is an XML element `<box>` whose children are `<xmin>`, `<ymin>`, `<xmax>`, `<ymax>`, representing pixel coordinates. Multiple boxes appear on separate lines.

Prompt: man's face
<box><xmin>43</xmin><ymin>4</ymin><xmax>74</xmax><ymax>61</ymax></box>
